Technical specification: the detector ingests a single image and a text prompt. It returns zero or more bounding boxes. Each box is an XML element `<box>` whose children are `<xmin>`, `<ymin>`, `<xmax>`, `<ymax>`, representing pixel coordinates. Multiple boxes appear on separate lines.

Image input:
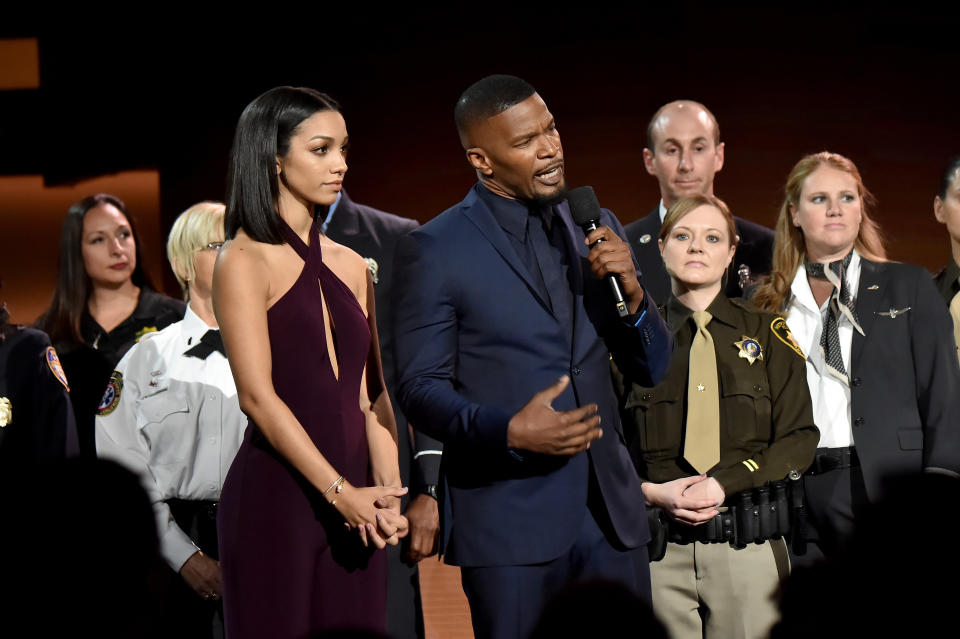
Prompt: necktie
<box><xmin>528</xmin><ymin>207</ymin><xmax>573</xmax><ymax>336</ymax></box>
<box><xmin>950</xmin><ymin>281</ymin><xmax>960</xmax><ymax>365</ymax></box>
<box><xmin>184</xmin><ymin>330</ymin><xmax>226</xmax><ymax>360</ymax></box>
<box><xmin>684</xmin><ymin>310</ymin><xmax>720</xmax><ymax>474</ymax></box>
<box><xmin>804</xmin><ymin>251</ymin><xmax>861</xmax><ymax>384</ymax></box>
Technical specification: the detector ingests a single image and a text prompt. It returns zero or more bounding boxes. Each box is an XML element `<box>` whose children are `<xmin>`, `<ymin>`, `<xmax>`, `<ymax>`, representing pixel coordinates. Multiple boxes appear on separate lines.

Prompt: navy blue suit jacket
<box><xmin>845</xmin><ymin>259</ymin><xmax>960</xmax><ymax>499</ymax></box>
<box><xmin>392</xmin><ymin>186</ymin><xmax>672</xmax><ymax>567</ymax></box>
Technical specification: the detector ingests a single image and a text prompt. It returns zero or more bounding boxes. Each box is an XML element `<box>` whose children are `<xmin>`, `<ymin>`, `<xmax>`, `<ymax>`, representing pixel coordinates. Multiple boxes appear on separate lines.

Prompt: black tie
<box><xmin>528</xmin><ymin>207</ymin><xmax>573</xmax><ymax>336</ymax></box>
<box><xmin>184</xmin><ymin>330</ymin><xmax>226</xmax><ymax>360</ymax></box>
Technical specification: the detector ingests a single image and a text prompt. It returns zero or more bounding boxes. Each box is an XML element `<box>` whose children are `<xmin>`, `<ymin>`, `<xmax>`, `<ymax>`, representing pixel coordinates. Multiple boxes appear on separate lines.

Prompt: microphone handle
<box><xmin>606</xmin><ymin>274</ymin><xmax>629</xmax><ymax>317</ymax></box>
<box><xmin>582</xmin><ymin>219</ymin><xmax>630</xmax><ymax>318</ymax></box>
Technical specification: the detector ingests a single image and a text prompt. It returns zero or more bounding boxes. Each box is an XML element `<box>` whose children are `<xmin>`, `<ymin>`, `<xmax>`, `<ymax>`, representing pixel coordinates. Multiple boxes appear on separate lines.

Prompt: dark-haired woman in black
<box><xmin>37</xmin><ymin>194</ymin><xmax>183</xmax><ymax>457</ymax></box>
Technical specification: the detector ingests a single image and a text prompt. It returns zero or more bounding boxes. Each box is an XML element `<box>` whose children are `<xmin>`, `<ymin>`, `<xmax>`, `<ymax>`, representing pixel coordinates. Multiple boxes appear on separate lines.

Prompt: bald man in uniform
<box><xmin>625</xmin><ymin>101</ymin><xmax>774</xmax><ymax>303</ymax></box>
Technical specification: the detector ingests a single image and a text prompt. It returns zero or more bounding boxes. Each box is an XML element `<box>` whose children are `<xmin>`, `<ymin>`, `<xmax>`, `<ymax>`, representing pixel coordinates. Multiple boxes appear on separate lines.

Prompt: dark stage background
<box><xmin>2</xmin><ymin>7</ymin><xmax>958</xmax><ymax>323</ymax></box>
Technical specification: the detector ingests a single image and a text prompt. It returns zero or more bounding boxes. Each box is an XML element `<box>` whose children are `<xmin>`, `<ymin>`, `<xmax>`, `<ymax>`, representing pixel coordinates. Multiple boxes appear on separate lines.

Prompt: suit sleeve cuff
<box><xmin>413</xmin><ymin>449</ymin><xmax>443</xmax><ymax>486</ymax></box>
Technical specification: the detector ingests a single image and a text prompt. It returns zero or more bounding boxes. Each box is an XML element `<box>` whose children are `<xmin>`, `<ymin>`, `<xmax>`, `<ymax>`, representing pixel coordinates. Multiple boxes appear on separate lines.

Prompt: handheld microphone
<box><xmin>567</xmin><ymin>186</ymin><xmax>629</xmax><ymax>318</ymax></box>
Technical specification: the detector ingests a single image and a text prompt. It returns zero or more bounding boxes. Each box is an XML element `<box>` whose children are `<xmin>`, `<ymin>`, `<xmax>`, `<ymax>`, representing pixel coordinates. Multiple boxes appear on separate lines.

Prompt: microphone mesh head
<box><xmin>567</xmin><ymin>186</ymin><xmax>601</xmax><ymax>226</ymax></box>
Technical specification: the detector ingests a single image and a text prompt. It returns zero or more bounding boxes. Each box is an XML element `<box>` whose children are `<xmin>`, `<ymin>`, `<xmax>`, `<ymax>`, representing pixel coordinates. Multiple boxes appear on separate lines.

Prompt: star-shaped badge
<box><xmin>734</xmin><ymin>336</ymin><xmax>763</xmax><ymax>365</ymax></box>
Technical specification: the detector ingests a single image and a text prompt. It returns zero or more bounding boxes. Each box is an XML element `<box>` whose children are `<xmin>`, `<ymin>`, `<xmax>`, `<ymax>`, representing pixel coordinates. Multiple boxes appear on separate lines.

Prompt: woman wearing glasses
<box><xmin>96</xmin><ymin>201</ymin><xmax>244</xmax><ymax>639</ymax></box>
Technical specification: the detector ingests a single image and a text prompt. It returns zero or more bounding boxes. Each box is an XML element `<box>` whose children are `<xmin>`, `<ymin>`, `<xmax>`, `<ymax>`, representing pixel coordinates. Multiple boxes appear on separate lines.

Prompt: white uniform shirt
<box><xmin>786</xmin><ymin>251</ymin><xmax>862</xmax><ymax>448</ymax></box>
<box><xmin>95</xmin><ymin>305</ymin><xmax>245</xmax><ymax>571</ymax></box>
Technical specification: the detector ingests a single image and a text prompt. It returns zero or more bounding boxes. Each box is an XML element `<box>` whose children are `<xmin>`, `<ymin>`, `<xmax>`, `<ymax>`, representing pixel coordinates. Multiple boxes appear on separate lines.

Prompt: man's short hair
<box><xmin>454</xmin><ymin>75</ymin><xmax>537</xmax><ymax>147</ymax></box>
<box><xmin>645</xmin><ymin>100</ymin><xmax>721</xmax><ymax>152</ymax></box>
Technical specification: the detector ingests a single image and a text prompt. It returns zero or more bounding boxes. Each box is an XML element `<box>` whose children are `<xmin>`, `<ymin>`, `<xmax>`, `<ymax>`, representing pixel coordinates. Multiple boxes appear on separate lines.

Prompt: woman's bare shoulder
<box><xmin>215</xmin><ymin>232</ymin><xmax>273</xmax><ymax>284</ymax></box>
<box><xmin>320</xmin><ymin>239</ymin><xmax>371</xmax><ymax>307</ymax></box>
<box><xmin>322</xmin><ymin>239</ymin><xmax>368</xmax><ymax>280</ymax></box>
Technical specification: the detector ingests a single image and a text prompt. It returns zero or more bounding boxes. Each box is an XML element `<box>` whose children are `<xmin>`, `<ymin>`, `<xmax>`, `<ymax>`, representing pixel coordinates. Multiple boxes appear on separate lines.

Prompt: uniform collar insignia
<box><xmin>734</xmin><ymin>336</ymin><xmax>763</xmax><ymax>365</ymax></box>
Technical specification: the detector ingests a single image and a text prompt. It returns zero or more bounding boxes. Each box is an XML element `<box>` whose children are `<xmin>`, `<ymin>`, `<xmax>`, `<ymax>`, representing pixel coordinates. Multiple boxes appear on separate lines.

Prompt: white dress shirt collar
<box><xmin>787</xmin><ymin>249</ymin><xmax>862</xmax><ymax>448</ymax></box>
<box><xmin>182</xmin><ymin>304</ymin><xmax>218</xmax><ymax>350</ymax></box>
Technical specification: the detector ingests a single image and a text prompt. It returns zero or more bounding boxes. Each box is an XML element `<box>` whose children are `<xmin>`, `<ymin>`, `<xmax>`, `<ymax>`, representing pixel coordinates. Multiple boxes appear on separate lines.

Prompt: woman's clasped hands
<box><xmin>330</xmin><ymin>481</ymin><xmax>410</xmax><ymax>549</ymax></box>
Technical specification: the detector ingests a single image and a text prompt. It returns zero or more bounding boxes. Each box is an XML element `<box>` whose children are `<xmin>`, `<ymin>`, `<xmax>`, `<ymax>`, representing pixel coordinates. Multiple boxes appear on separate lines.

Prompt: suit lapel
<box><xmin>460</xmin><ymin>190</ymin><xmax>553</xmax><ymax>313</ymax></box>
<box><xmin>325</xmin><ymin>191</ymin><xmax>362</xmax><ymax>237</ymax></box>
<box><xmin>632</xmin><ymin>209</ymin><xmax>671</xmax><ymax>305</ymax></box>
<box><xmin>851</xmin><ymin>258</ymin><xmax>883</xmax><ymax>371</ymax></box>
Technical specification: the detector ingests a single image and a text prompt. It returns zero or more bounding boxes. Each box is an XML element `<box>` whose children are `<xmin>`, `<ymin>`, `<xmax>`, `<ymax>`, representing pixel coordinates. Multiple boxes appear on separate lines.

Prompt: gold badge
<box><xmin>0</xmin><ymin>397</ymin><xmax>11</xmax><ymax>427</ymax></box>
<box><xmin>771</xmin><ymin>317</ymin><xmax>805</xmax><ymax>358</ymax></box>
<box><xmin>45</xmin><ymin>346</ymin><xmax>70</xmax><ymax>391</ymax></box>
<box><xmin>364</xmin><ymin>257</ymin><xmax>380</xmax><ymax>284</ymax></box>
<box><xmin>97</xmin><ymin>370</ymin><xmax>124</xmax><ymax>416</ymax></box>
<box><xmin>135</xmin><ymin>326</ymin><xmax>158</xmax><ymax>342</ymax></box>
<box><xmin>734</xmin><ymin>336</ymin><xmax>763</xmax><ymax>365</ymax></box>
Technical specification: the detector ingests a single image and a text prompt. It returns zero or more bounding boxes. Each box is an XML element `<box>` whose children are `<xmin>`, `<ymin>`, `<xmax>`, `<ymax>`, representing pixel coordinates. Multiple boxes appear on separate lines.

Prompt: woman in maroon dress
<box><xmin>214</xmin><ymin>87</ymin><xmax>408</xmax><ymax>638</ymax></box>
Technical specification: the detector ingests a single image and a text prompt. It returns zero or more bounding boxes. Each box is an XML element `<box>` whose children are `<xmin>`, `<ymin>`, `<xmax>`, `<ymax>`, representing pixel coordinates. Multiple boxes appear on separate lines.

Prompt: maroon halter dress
<box><xmin>218</xmin><ymin>217</ymin><xmax>386</xmax><ymax>638</ymax></box>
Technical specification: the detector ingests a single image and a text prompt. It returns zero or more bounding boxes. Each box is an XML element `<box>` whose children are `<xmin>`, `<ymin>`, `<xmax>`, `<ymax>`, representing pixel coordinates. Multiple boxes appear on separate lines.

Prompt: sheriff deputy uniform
<box><xmin>618</xmin><ymin>293</ymin><xmax>819</xmax><ymax>639</ymax></box>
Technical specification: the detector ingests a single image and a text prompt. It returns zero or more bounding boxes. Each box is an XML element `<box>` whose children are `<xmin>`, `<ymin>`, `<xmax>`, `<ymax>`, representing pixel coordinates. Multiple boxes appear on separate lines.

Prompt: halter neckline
<box><xmin>277</xmin><ymin>214</ymin><xmax>319</xmax><ymax>261</ymax></box>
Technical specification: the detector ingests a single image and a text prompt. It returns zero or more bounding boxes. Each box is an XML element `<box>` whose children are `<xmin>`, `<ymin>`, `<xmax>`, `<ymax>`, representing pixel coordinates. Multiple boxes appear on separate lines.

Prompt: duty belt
<box><xmin>804</xmin><ymin>446</ymin><xmax>859</xmax><ymax>476</ymax></box>
<box><xmin>661</xmin><ymin>475</ymin><xmax>804</xmax><ymax>551</ymax></box>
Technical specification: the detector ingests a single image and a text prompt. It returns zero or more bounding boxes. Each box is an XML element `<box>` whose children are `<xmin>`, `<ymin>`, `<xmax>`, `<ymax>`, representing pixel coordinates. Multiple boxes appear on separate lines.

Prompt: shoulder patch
<box><xmin>135</xmin><ymin>326</ymin><xmax>159</xmax><ymax>342</ymax></box>
<box><xmin>770</xmin><ymin>317</ymin><xmax>805</xmax><ymax>359</ymax></box>
<box><xmin>97</xmin><ymin>370</ymin><xmax>124</xmax><ymax>416</ymax></box>
<box><xmin>45</xmin><ymin>346</ymin><xmax>70</xmax><ymax>391</ymax></box>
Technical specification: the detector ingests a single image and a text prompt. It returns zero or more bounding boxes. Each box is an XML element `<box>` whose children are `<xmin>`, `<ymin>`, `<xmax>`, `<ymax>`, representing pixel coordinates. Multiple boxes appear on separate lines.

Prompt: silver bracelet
<box><xmin>323</xmin><ymin>474</ymin><xmax>345</xmax><ymax>497</ymax></box>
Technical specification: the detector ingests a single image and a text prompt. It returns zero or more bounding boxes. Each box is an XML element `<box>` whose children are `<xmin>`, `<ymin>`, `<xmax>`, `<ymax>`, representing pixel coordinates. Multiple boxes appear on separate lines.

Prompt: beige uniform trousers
<box><xmin>651</xmin><ymin>539</ymin><xmax>788</xmax><ymax>639</ymax></box>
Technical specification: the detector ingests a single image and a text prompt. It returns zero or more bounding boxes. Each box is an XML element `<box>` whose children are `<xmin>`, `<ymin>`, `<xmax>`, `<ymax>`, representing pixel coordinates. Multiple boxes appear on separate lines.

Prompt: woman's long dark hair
<box><xmin>37</xmin><ymin>193</ymin><xmax>155</xmax><ymax>346</ymax></box>
<box><xmin>225</xmin><ymin>86</ymin><xmax>340</xmax><ymax>244</ymax></box>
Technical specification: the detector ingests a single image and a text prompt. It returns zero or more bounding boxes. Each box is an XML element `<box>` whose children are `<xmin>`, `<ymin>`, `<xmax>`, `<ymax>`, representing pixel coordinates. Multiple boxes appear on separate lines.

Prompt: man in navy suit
<box><xmin>625</xmin><ymin>100</ymin><xmax>774</xmax><ymax>303</ymax></box>
<box><xmin>393</xmin><ymin>75</ymin><xmax>672</xmax><ymax>639</ymax></box>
